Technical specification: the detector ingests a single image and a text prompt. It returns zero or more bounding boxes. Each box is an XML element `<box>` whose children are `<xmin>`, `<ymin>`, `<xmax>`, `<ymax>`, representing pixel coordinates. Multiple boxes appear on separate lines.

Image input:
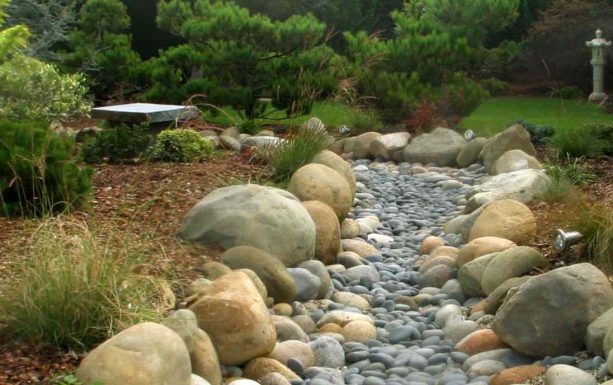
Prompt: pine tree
<box><xmin>152</xmin><ymin>0</ymin><xmax>342</xmax><ymax>119</ymax></box>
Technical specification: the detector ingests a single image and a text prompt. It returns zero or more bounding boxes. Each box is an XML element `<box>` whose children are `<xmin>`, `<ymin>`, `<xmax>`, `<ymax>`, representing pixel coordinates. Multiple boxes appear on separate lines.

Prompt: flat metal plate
<box><xmin>91</xmin><ymin>103</ymin><xmax>200</xmax><ymax>124</ymax></box>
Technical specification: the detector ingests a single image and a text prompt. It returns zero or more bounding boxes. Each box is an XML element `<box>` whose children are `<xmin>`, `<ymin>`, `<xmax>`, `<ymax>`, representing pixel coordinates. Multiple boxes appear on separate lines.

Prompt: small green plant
<box><xmin>0</xmin><ymin>218</ymin><xmax>166</xmax><ymax>350</ymax></box>
<box><xmin>239</xmin><ymin>119</ymin><xmax>262</xmax><ymax>135</ymax></box>
<box><xmin>0</xmin><ymin>120</ymin><xmax>93</xmax><ymax>217</ymax></box>
<box><xmin>546</xmin><ymin>155</ymin><xmax>596</xmax><ymax>186</ymax></box>
<box><xmin>268</xmin><ymin>126</ymin><xmax>330</xmax><ymax>182</ymax></box>
<box><xmin>152</xmin><ymin>129</ymin><xmax>214</xmax><ymax>162</ymax></box>
<box><xmin>510</xmin><ymin>119</ymin><xmax>555</xmax><ymax>146</ymax></box>
<box><xmin>550</xmin><ymin>123</ymin><xmax>613</xmax><ymax>157</ymax></box>
<box><xmin>80</xmin><ymin>123</ymin><xmax>153</xmax><ymax>164</ymax></box>
<box><xmin>347</xmin><ymin>108</ymin><xmax>383</xmax><ymax>134</ymax></box>
<box><xmin>52</xmin><ymin>374</ymin><xmax>103</xmax><ymax>385</ymax></box>
<box><xmin>571</xmin><ymin>203</ymin><xmax>613</xmax><ymax>273</ymax></box>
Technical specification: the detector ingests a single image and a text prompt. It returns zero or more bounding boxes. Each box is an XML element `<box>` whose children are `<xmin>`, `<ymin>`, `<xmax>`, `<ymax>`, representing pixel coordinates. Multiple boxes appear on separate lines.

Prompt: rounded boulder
<box><xmin>76</xmin><ymin>323</ymin><xmax>192</xmax><ymax>385</ymax></box>
<box><xmin>469</xmin><ymin>200</ymin><xmax>536</xmax><ymax>244</ymax></box>
<box><xmin>180</xmin><ymin>185</ymin><xmax>315</xmax><ymax>267</ymax></box>
<box><xmin>302</xmin><ymin>201</ymin><xmax>341</xmax><ymax>265</ymax></box>
<box><xmin>492</xmin><ymin>263</ymin><xmax>613</xmax><ymax>357</ymax></box>
<box><xmin>288</xmin><ymin>164</ymin><xmax>353</xmax><ymax>219</ymax></box>
<box><xmin>222</xmin><ymin>246</ymin><xmax>296</xmax><ymax>304</ymax></box>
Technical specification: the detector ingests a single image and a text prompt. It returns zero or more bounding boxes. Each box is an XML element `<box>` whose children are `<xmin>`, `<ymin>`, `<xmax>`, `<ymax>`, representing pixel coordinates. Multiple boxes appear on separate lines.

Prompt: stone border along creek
<box><xmin>317</xmin><ymin>159</ymin><xmax>495</xmax><ymax>385</ymax></box>
<box><xmin>73</xmin><ymin>127</ymin><xmax>613</xmax><ymax>385</ymax></box>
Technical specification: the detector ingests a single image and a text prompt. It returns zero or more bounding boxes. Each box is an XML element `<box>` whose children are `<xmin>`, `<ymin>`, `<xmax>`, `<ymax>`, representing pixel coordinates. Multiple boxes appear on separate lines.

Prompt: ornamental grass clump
<box><xmin>0</xmin><ymin>218</ymin><xmax>168</xmax><ymax>350</ymax></box>
<box><xmin>268</xmin><ymin>126</ymin><xmax>330</xmax><ymax>183</ymax></box>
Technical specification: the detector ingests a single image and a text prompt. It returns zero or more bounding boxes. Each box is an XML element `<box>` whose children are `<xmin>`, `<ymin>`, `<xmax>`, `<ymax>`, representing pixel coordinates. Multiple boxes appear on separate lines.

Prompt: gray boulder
<box><xmin>456</xmin><ymin>137</ymin><xmax>487</xmax><ymax>168</ymax></box>
<box><xmin>221</xmin><ymin>246</ymin><xmax>296</xmax><ymax>303</ymax></box>
<box><xmin>480</xmin><ymin>246</ymin><xmax>547</xmax><ymax>295</ymax></box>
<box><xmin>458</xmin><ymin>253</ymin><xmax>497</xmax><ymax>297</ymax></box>
<box><xmin>368</xmin><ymin>132</ymin><xmax>411</xmax><ymax>161</ymax></box>
<box><xmin>403</xmin><ymin>128</ymin><xmax>467</xmax><ymax>167</ymax></box>
<box><xmin>180</xmin><ymin>185</ymin><xmax>316</xmax><ymax>267</ymax></box>
<box><xmin>480</xmin><ymin>124</ymin><xmax>537</xmax><ymax>174</ymax></box>
<box><xmin>492</xmin><ymin>263</ymin><xmax>613</xmax><ymax>357</ymax></box>
<box><xmin>484</xmin><ymin>276</ymin><xmax>531</xmax><ymax>315</ymax></box>
<box><xmin>465</xmin><ymin>169</ymin><xmax>551</xmax><ymax>213</ymax></box>
<box><xmin>288</xmin><ymin>268</ymin><xmax>321</xmax><ymax>301</ymax></box>
<box><xmin>586</xmin><ymin>307</ymin><xmax>613</xmax><ymax>356</ymax></box>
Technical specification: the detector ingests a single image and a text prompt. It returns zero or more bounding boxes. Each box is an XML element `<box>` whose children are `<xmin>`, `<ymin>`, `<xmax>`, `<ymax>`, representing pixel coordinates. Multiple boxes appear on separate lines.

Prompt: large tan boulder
<box><xmin>469</xmin><ymin>200</ymin><xmax>536</xmax><ymax>244</ymax></box>
<box><xmin>76</xmin><ymin>323</ymin><xmax>192</xmax><ymax>385</ymax></box>
<box><xmin>312</xmin><ymin>150</ymin><xmax>356</xmax><ymax>199</ymax></box>
<box><xmin>161</xmin><ymin>310</ymin><xmax>222</xmax><ymax>385</ymax></box>
<box><xmin>403</xmin><ymin>128</ymin><xmax>467</xmax><ymax>167</ymax></box>
<box><xmin>493</xmin><ymin>150</ymin><xmax>543</xmax><ymax>175</ymax></box>
<box><xmin>493</xmin><ymin>263</ymin><xmax>613</xmax><ymax>357</ymax></box>
<box><xmin>456</xmin><ymin>137</ymin><xmax>487</xmax><ymax>168</ymax></box>
<box><xmin>302</xmin><ymin>201</ymin><xmax>341</xmax><ymax>265</ymax></box>
<box><xmin>189</xmin><ymin>272</ymin><xmax>276</xmax><ymax>366</ymax></box>
<box><xmin>480</xmin><ymin>125</ymin><xmax>537</xmax><ymax>174</ymax></box>
<box><xmin>368</xmin><ymin>132</ymin><xmax>411</xmax><ymax>161</ymax></box>
<box><xmin>288</xmin><ymin>164</ymin><xmax>353</xmax><ymax>219</ymax></box>
<box><xmin>457</xmin><ymin>237</ymin><xmax>516</xmax><ymax>267</ymax></box>
<box><xmin>180</xmin><ymin>185</ymin><xmax>315</xmax><ymax>267</ymax></box>
<box><xmin>221</xmin><ymin>246</ymin><xmax>296</xmax><ymax>304</ymax></box>
<box><xmin>353</xmin><ymin>132</ymin><xmax>382</xmax><ymax>159</ymax></box>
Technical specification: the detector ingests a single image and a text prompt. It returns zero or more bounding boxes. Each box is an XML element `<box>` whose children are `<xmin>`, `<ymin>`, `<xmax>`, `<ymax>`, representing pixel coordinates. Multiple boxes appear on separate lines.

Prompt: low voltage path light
<box><xmin>553</xmin><ymin>228</ymin><xmax>584</xmax><ymax>252</ymax></box>
<box><xmin>464</xmin><ymin>130</ymin><xmax>475</xmax><ymax>141</ymax></box>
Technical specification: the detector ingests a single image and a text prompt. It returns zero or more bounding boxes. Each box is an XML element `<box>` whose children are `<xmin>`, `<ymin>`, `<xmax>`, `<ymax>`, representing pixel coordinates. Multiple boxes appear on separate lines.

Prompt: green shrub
<box><xmin>347</xmin><ymin>108</ymin><xmax>383</xmax><ymax>134</ymax></box>
<box><xmin>0</xmin><ymin>120</ymin><xmax>92</xmax><ymax>217</ymax></box>
<box><xmin>80</xmin><ymin>124</ymin><xmax>153</xmax><ymax>164</ymax></box>
<box><xmin>550</xmin><ymin>123</ymin><xmax>613</xmax><ymax>157</ymax></box>
<box><xmin>481</xmin><ymin>78</ymin><xmax>509</xmax><ymax>96</ymax></box>
<box><xmin>441</xmin><ymin>73</ymin><xmax>489</xmax><ymax>117</ymax></box>
<box><xmin>268</xmin><ymin>127</ymin><xmax>330</xmax><ymax>182</ymax></box>
<box><xmin>510</xmin><ymin>119</ymin><xmax>555</xmax><ymax>146</ymax></box>
<box><xmin>0</xmin><ymin>56</ymin><xmax>91</xmax><ymax>122</ymax></box>
<box><xmin>152</xmin><ymin>129</ymin><xmax>214</xmax><ymax>162</ymax></box>
<box><xmin>550</xmin><ymin>86</ymin><xmax>584</xmax><ymax>100</ymax></box>
<box><xmin>0</xmin><ymin>218</ymin><xmax>166</xmax><ymax>350</ymax></box>
<box><xmin>239</xmin><ymin>119</ymin><xmax>263</xmax><ymax>135</ymax></box>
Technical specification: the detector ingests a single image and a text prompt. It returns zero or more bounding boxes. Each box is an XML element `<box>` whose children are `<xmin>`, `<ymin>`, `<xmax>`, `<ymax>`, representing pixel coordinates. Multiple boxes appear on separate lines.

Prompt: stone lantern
<box><xmin>586</xmin><ymin>28</ymin><xmax>611</xmax><ymax>102</ymax></box>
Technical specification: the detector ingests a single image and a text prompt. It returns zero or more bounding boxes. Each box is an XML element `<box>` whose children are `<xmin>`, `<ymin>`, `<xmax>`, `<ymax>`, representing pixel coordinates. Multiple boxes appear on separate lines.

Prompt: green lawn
<box><xmin>202</xmin><ymin>100</ymin><xmax>360</xmax><ymax>129</ymax></box>
<box><xmin>459</xmin><ymin>97</ymin><xmax>613</xmax><ymax>136</ymax></box>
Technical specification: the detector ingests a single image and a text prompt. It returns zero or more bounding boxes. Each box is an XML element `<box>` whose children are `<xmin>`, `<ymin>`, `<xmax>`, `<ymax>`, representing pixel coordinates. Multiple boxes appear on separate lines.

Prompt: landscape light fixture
<box><xmin>552</xmin><ymin>229</ymin><xmax>583</xmax><ymax>252</ymax></box>
<box><xmin>464</xmin><ymin>130</ymin><xmax>475</xmax><ymax>141</ymax></box>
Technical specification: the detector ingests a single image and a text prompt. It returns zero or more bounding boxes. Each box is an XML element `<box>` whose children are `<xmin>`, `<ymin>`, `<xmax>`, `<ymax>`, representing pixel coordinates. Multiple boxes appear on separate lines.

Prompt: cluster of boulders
<box><xmin>74</xmin><ymin>121</ymin><xmax>613</xmax><ymax>385</ymax></box>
